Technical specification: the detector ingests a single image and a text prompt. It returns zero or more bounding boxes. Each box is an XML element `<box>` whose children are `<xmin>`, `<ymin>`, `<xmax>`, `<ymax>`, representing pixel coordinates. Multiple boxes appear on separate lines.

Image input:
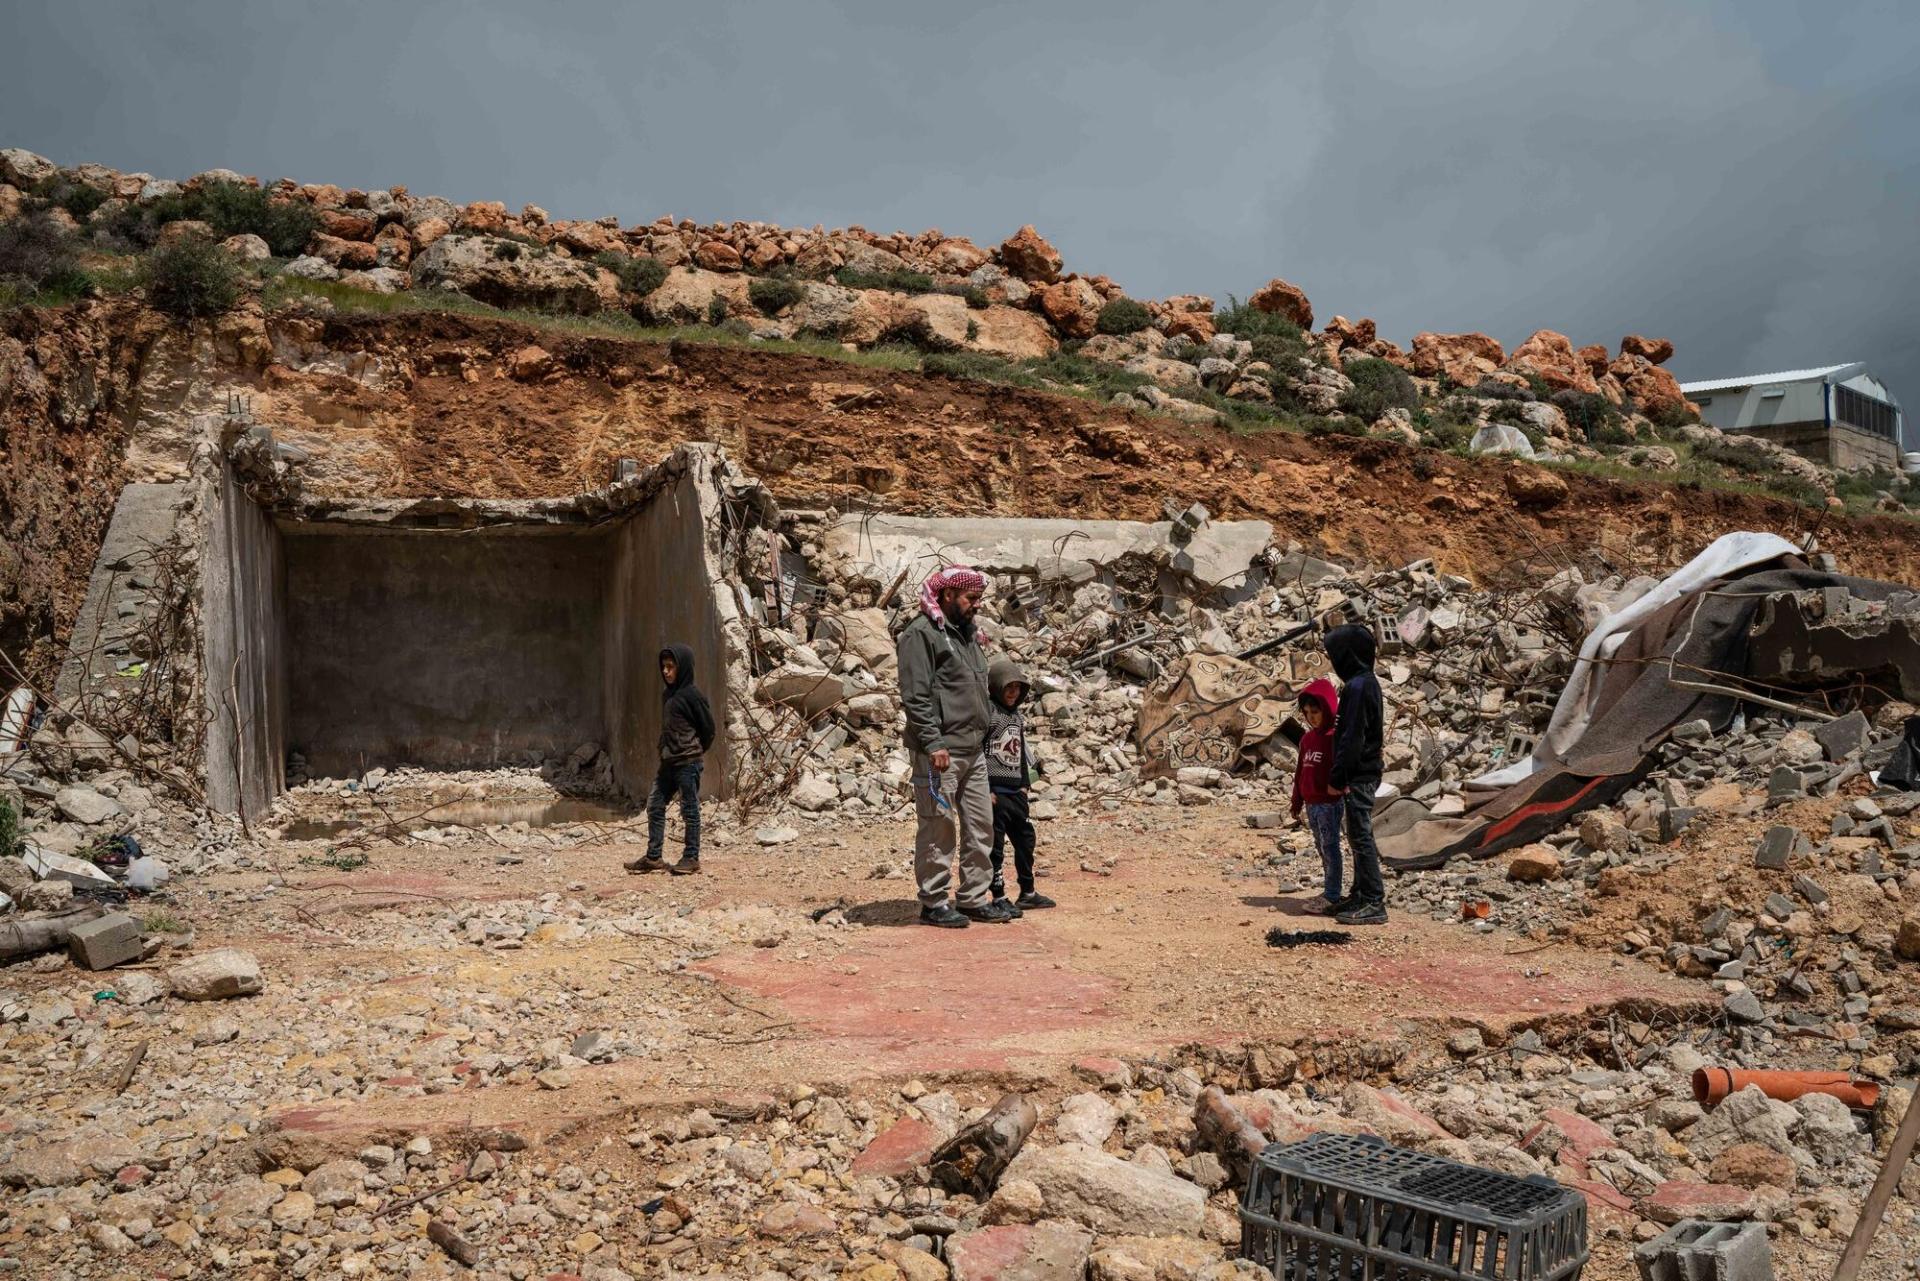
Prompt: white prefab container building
<box><xmin>1678</xmin><ymin>363</ymin><xmax>1903</xmax><ymax>472</ymax></box>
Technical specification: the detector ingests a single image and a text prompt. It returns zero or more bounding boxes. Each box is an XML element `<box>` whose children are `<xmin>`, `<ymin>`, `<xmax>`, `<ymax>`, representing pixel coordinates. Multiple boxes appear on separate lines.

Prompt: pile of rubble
<box><xmin>740</xmin><ymin>531</ymin><xmax>1622</xmax><ymax>825</ymax></box>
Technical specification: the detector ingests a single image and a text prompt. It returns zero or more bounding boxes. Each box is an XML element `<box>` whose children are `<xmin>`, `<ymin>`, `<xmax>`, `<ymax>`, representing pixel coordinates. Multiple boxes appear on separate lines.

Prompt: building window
<box><xmin>1834</xmin><ymin>385</ymin><xmax>1898</xmax><ymax>440</ymax></box>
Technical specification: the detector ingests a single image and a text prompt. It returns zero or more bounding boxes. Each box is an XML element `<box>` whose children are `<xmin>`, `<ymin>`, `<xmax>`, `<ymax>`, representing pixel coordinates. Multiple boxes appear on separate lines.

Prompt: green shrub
<box><xmin>490</xmin><ymin>240</ymin><xmax>523</xmax><ymax>262</ymax></box>
<box><xmin>1096</xmin><ymin>297</ymin><xmax>1152</xmax><ymax>336</ymax></box>
<box><xmin>748</xmin><ymin>275</ymin><xmax>805</xmax><ymax>315</ymax></box>
<box><xmin>0</xmin><ymin>210</ymin><xmax>91</xmax><ymax>301</ymax></box>
<box><xmin>1422</xmin><ymin>416</ymin><xmax>1476</xmax><ymax>451</ymax></box>
<box><xmin>1551</xmin><ymin>389</ymin><xmax>1621</xmax><ymax>442</ymax></box>
<box><xmin>1594</xmin><ymin>423</ymin><xmax>1634</xmax><ymax>447</ymax></box>
<box><xmin>0</xmin><ymin>796</ymin><xmax>21</xmax><ymax>860</ymax></box>
<box><xmin>1213</xmin><ymin>296</ymin><xmax>1306</xmax><ymax>343</ymax></box>
<box><xmin>1644</xmin><ymin>398</ymin><xmax>1695</xmax><ymax>432</ymax></box>
<box><xmin>30</xmin><ymin>175</ymin><xmax>109</xmax><ymax>222</ymax></box>
<box><xmin>1305</xmin><ymin>415</ymin><xmax>1370</xmax><ymax>438</ymax></box>
<box><xmin>1341</xmin><ymin>357</ymin><xmax>1419</xmax><ymax>420</ymax></box>
<box><xmin>1469</xmin><ymin>378</ymin><xmax>1535</xmax><ymax>402</ymax></box>
<box><xmin>194</xmin><ymin>182</ymin><xmax>319</xmax><ymax>256</ymax></box>
<box><xmin>834</xmin><ymin>266</ymin><xmax>935</xmax><ymax>294</ymax></box>
<box><xmin>923</xmin><ymin>351</ymin><xmax>1019</xmax><ymax>382</ymax></box>
<box><xmin>705</xmin><ymin>295</ymin><xmax>730</xmax><ymax>326</ymax></box>
<box><xmin>95</xmin><ymin>180</ymin><xmax>318</xmax><ymax>256</ymax></box>
<box><xmin>957</xmin><ymin>285</ymin><xmax>991</xmax><ymax>309</ymax></box>
<box><xmin>595</xmin><ymin>251</ymin><xmax>668</xmax><ymax>296</ymax></box>
<box><xmin>140</xmin><ymin>237</ymin><xmax>242</xmax><ymax>319</ymax></box>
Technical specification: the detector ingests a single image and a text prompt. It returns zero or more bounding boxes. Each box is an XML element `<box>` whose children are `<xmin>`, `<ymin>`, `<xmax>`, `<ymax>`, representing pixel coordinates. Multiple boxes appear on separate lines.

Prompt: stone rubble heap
<box><xmin>743</xmin><ymin>538</ymin><xmax>1632</xmax><ymax>826</ymax></box>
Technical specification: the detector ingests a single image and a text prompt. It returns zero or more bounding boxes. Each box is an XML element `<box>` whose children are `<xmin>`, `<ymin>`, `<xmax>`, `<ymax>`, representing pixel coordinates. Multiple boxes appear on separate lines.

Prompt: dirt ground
<box><xmin>213</xmin><ymin>803</ymin><xmax>1701</xmax><ymax>1131</ymax></box>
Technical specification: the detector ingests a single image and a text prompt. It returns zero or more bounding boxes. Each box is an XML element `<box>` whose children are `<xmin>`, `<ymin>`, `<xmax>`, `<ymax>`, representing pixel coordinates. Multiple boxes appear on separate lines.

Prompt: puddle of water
<box><xmin>281</xmin><ymin>796</ymin><xmax>632</xmax><ymax>841</ymax></box>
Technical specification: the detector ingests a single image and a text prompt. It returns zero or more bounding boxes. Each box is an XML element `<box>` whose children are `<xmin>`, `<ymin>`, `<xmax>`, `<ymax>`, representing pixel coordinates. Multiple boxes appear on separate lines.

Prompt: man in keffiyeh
<box><xmin>894</xmin><ymin>563</ymin><xmax>1012</xmax><ymax>927</ymax></box>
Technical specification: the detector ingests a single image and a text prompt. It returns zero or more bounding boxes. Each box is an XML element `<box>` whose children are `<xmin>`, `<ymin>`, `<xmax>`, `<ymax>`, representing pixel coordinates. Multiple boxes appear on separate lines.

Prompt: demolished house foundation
<box><xmin>56</xmin><ymin>438</ymin><xmax>763</xmax><ymax>822</ymax></box>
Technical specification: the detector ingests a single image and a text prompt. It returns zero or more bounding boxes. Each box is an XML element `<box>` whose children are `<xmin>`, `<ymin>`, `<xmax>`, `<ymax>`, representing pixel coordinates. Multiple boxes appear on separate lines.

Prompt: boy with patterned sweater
<box><xmin>985</xmin><ymin>659</ymin><xmax>1055</xmax><ymax>915</ymax></box>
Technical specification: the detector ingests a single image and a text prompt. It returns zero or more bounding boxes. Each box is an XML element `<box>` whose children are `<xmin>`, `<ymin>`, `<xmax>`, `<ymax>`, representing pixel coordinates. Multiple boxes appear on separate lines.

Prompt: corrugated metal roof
<box><xmin>1679</xmin><ymin>363</ymin><xmax>1863</xmax><ymax>394</ymax></box>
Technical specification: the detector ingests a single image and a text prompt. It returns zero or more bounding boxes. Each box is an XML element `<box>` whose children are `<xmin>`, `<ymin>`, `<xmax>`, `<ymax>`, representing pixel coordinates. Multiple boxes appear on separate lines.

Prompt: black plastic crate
<box><xmin>1239</xmin><ymin>1133</ymin><xmax>1588</xmax><ymax>1281</ymax></box>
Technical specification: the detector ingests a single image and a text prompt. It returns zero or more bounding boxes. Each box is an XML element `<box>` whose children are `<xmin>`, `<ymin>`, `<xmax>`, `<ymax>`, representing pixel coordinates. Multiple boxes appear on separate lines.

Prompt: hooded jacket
<box><xmin>1291</xmin><ymin>676</ymin><xmax>1342</xmax><ymax>809</ymax></box>
<box><xmin>896</xmin><ymin>611</ymin><xmax>991</xmax><ymax>757</ymax></box>
<box><xmin>1323</xmin><ymin>624</ymin><xmax>1383</xmax><ymax>790</ymax></box>
<box><xmin>658</xmin><ymin>644</ymin><xmax>716</xmax><ymax>766</ymax></box>
<box><xmin>985</xmin><ymin>658</ymin><xmax>1034</xmax><ymax>791</ymax></box>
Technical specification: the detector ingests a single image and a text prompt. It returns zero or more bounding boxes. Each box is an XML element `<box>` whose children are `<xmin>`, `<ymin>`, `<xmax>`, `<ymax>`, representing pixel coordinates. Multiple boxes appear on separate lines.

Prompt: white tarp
<box><xmin>1472</xmin><ymin>531</ymin><xmax>1801</xmax><ymax>789</ymax></box>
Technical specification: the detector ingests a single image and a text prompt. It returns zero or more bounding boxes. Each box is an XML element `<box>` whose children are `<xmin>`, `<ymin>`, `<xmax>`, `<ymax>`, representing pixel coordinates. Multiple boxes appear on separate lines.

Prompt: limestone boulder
<box><xmin>1506</xmin><ymin>843</ymin><xmax>1563</xmax><ymax>881</ymax></box>
<box><xmin>411</xmin><ymin>234</ymin><xmax>619</xmax><ymax>314</ymax></box>
<box><xmin>1035</xmin><ymin>278</ymin><xmax>1103</xmax><ymax>340</ymax></box>
<box><xmin>0</xmin><ymin>148</ymin><xmax>58</xmax><ymax>188</ymax></box>
<box><xmin>640</xmin><ymin>266</ymin><xmax>753</xmax><ymax>325</ymax></box>
<box><xmin>1322</xmin><ymin>315</ymin><xmax>1376</xmax><ymax>351</ymax></box>
<box><xmin>1505</xmin><ymin>330</ymin><xmax>1600</xmax><ymax>395</ymax></box>
<box><xmin>1053</xmin><ymin>1093</ymin><xmax>1120</xmax><ymax>1147</ymax></box>
<box><xmin>222</xmin><ymin>233</ymin><xmax>272</xmax><ymax>262</ymax></box>
<box><xmin>998</xmin><ymin>225</ymin><xmax>1063</xmax><ymax>284</ymax></box>
<box><xmin>694</xmin><ymin>240</ymin><xmax>744</xmax><ymax>272</ymax></box>
<box><xmin>167</xmin><ymin>949</ymin><xmax>264</xmax><ymax>1001</ymax></box>
<box><xmin>890</xmin><ymin>293</ymin><xmax>973</xmax><ymax>351</ymax></box>
<box><xmin>1002</xmin><ymin>1143</ymin><xmax>1206</xmax><ymax>1236</ymax></box>
<box><xmin>1249</xmin><ymin>277</ymin><xmax>1313</xmax><ymax>330</ymax></box>
<box><xmin>968</xmin><ymin>305</ymin><xmax>1059</xmax><ymax>360</ymax></box>
<box><xmin>1610</xmin><ymin>353</ymin><xmax>1692</xmax><ymax>420</ymax></box>
<box><xmin>1412</xmin><ymin>331</ymin><xmax>1505</xmax><ymax>385</ymax></box>
<box><xmin>789</xmin><ymin>282</ymin><xmax>889</xmax><ymax>345</ymax></box>
<box><xmin>339</xmin><ymin>267</ymin><xmax>409</xmax><ymax>294</ymax></box>
<box><xmin>1621</xmin><ymin>334</ymin><xmax>1675</xmax><ymax>364</ymax></box>
<box><xmin>931</xmin><ymin>237</ymin><xmax>992</xmax><ymax>275</ymax></box>
<box><xmin>948</xmin><ymin>1223</ymin><xmax>1093</xmax><ymax>1281</ymax></box>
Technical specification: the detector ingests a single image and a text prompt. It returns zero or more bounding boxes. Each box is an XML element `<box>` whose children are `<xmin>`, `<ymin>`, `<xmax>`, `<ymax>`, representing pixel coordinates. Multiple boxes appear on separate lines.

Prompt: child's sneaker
<box><xmin>1014</xmin><ymin>891</ymin><xmax>1055</xmax><ymax>910</ymax></box>
<box><xmin>1299</xmin><ymin>894</ymin><xmax>1334</xmax><ymax>916</ymax></box>
<box><xmin>668</xmin><ymin>858</ymin><xmax>702</xmax><ymax>876</ymax></box>
<box><xmin>992</xmin><ymin>894</ymin><xmax>1024</xmax><ymax>919</ymax></box>
<box><xmin>625</xmin><ymin>855</ymin><xmax>668</xmax><ymax>874</ymax></box>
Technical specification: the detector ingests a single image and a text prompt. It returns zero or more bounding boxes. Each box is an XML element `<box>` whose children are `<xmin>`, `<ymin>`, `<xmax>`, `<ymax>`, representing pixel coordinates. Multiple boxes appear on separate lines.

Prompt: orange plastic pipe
<box><xmin>1692</xmin><ymin>1067</ymin><xmax>1881</xmax><ymax>1110</ymax></box>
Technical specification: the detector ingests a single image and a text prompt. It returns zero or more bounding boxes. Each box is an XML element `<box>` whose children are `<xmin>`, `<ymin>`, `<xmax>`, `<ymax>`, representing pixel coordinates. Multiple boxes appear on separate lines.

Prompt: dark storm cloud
<box><xmin>4</xmin><ymin>0</ymin><xmax>1915</xmax><ymax>443</ymax></box>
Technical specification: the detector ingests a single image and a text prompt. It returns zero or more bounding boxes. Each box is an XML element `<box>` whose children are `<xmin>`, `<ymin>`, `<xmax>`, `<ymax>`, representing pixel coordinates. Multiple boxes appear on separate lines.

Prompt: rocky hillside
<box><xmin>5</xmin><ymin>144</ymin><xmax>1915</xmax><ymax>512</ymax></box>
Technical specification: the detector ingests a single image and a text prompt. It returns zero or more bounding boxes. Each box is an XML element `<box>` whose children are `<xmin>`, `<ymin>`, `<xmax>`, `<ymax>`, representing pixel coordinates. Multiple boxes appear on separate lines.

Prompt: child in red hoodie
<box><xmin>1289</xmin><ymin>677</ymin><xmax>1344</xmax><ymax>915</ymax></box>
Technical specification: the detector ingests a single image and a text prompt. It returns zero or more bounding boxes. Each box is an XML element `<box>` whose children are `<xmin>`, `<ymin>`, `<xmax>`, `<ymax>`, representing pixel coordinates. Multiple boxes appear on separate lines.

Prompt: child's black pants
<box><xmin>989</xmin><ymin>786</ymin><xmax>1036</xmax><ymax>896</ymax></box>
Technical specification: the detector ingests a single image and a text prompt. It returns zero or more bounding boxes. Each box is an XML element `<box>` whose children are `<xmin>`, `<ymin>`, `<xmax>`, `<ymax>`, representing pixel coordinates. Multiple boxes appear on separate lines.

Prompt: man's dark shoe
<box><xmin>992</xmin><ymin>895</ymin><xmax>1024</xmax><ymax>919</ymax></box>
<box><xmin>958</xmin><ymin>900</ymin><xmax>1016</xmax><ymax>924</ymax></box>
<box><xmin>1015</xmin><ymin>891</ymin><xmax>1056</xmax><ymax>910</ymax></box>
<box><xmin>668</xmin><ymin>859</ymin><xmax>702</xmax><ymax>876</ymax></box>
<box><xmin>625</xmin><ymin>856</ymin><xmax>669</xmax><ymax>874</ymax></box>
<box><xmin>1327</xmin><ymin>894</ymin><xmax>1359</xmax><ymax>918</ymax></box>
<box><xmin>920</xmin><ymin>904</ymin><xmax>970</xmax><ymax>929</ymax></box>
<box><xmin>1334</xmin><ymin>900</ymin><xmax>1388</xmax><ymax>926</ymax></box>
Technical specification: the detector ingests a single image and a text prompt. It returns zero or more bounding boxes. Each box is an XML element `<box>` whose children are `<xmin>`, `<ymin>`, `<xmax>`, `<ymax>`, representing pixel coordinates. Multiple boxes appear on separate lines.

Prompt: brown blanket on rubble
<box><xmin>1135</xmin><ymin>652</ymin><xmax>1295</xmax><ymax>778</ymax></box>
<box><xmin>1379</xmin><ymin>559</ymin><xmax>1909</xmax><ymax>869</ymax></box>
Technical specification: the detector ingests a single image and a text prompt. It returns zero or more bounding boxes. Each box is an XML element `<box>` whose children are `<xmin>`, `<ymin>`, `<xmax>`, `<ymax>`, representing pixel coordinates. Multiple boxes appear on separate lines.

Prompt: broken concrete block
<box><xmin>1634</xmin><ymin>1219</ymin><xmax>1772</xmax><ymax>1281</ymax></box>
<box><xmin>1752</xmin><ymin>826</ymin><xmax>1804</xmax><ymax>870</ymax></box>
<box><xmin>1813</xmin><ymin>710</ymin><xmax>1871</xmax><ymax>762</ymax></box>
<box><xmin>1791</xmin><ymin>874</ymin><xmax>1828</xmax><ymax>906</ymax></box>
<box><xmin>167</xmin><ymin>948</ymin><xmax>263</xmax><ymax>1000</ymax></box>
<box><xmin>1762</xmin><ymin>893</ymin><xmax>1796</xmax><ymax>920</ymax></box>
<box><xmin>1765</xmin><ymin>765</ymin><xmax>1803</xmax><ymax>802</ymax></box>
<box><xmin>67</xmin><ymin>913</ymin><xmax>142</xmax><ymax>971</ymax></box>
<box><xmin>1243</xmin><ymin>812</ymin><xmax>1286</xmax><ymax>830</ymax></box>
<box><xmin>1657</xmin><ymin>807</ymin><xmax>1698</xmax><ymax>844</ymax></box>
<box><xmin>53</xmin><ymin>785</ymin><xmax>123</xmax><ymax>826</ymax></box>
<box><xmin>1721</xmin><ymin>989</ymin><xmax>1766</xmax><ymax>1024</ymax></box>
<box><xmin>20</xmin><ymin>879</ymin><xmax>73</xmax><ymax>911</ymax></box>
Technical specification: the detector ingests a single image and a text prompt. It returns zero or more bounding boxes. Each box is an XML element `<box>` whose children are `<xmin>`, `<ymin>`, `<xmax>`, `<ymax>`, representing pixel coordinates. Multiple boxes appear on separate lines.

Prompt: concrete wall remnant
<box><xmin>189</xmin><ymin>441</ymin><xmax>759</xmax><ymax>818</ymax></box>
<box><xmin>820</xmin><ymin>513</ymin><xmax>1274</xmax><ymax>607</ymax></box>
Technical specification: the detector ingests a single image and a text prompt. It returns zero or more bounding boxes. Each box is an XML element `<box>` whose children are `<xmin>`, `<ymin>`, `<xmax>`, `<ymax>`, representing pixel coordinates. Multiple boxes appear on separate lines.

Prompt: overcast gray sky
<box><xmin>5</xmin><ymin>0</ymin><xmax>1916</xmax><ymax>445</ymax></box>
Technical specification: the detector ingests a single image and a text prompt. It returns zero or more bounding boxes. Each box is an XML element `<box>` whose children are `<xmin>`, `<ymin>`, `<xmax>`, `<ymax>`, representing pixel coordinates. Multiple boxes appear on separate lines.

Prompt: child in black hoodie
<box><xmin>1324</xmin><ymin>623</ymin><xmax>1388</xmax><ymax>925</ymax></box>
<box><xmin>985</xmin><ymin>658</ymin><xmax>1054</xmax><ymax>914</ymax></box>
<box><xmin>627</xmin><ymin>644</ymin><xmax>716</xmax><ymax>876</ymax></box>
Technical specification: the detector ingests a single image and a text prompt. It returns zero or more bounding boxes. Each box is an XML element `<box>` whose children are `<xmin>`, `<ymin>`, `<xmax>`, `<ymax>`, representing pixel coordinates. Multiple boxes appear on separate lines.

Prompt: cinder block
<box><xmin>1633</xmin><ymin>1219</ymin><xmax>1771</xmax><ymax>1281</ymax></box>
<box><xmin>68</xmin><ymin>912</ymin><xmax>143</xmax><ymax>971</ymax></box>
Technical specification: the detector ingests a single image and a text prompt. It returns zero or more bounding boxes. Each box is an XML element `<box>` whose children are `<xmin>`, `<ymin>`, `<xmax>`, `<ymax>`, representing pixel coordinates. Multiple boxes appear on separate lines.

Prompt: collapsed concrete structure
<box><xmin>56</xmin><ymin>436</ymin><xmax>766</xmax><ymax>821</ymax></box>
